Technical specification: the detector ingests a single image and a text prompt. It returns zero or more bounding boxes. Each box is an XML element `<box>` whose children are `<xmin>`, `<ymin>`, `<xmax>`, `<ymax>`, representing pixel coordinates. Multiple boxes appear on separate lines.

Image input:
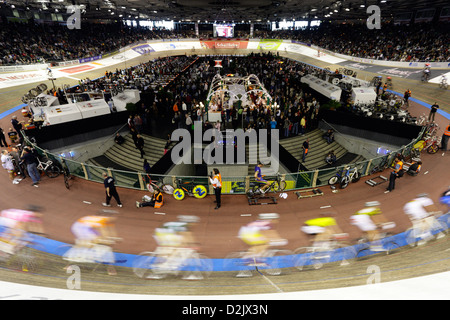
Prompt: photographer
<box><xmin>209</xmin><ymin>168</ymin><xmax>222</xmax><ymax>210</ymax></box>
<box><xmin>20</xmin><ymin>146</ymin><xmax>40</xmax><ymax>187</ymax></box>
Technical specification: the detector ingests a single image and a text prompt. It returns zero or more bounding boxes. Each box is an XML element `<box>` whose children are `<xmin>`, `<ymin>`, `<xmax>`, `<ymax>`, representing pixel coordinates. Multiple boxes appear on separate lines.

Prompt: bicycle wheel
<box><xmin>340</xmin><ymin>176</ymin><xmax>350</xmax><ymax>189</ymax></box>
<box><xmin>429</xmin><ymin>218</ymin><xmax>448</xmax><ymax>238</ymax></box>
<box><xmin>192</xmin><ymin>185</ymin><xmax>207</xmax><ymax>199</ymax></box>
<box><xmin>252</xmin><ymin>183</ymin><xmax>263</xmax><ymax>195</ymax></box>
<box><xmin>182</xmin><ymin>253</ymin><xmax>213</xmax><ymax>280</ymax></box>
<box><xmin>7</xmin><ymin>244</ymin><xmax>45</xmax><ymax>272</ymax></box>
<box><xmin>173</xmin><ymin>188</ymin><xmax>185</xmax><ymax>200</ymax></box>
<box><xmin>45</xmin><ymin>164</ymin><xmax>61</xmax><ymax>178</ymax></box>
<box><xmin>161</xmin><ymin>184</ymin><xmax>174</xmax><ymax>195</ymax></box>
<box><xmin>355</xmin><ymin>242</ymin><xmax>372</xmax><ymax>260</ymax></box>
<box><xmin>427</xmin><ymin>144</ymin><xmax>439</xmax><ymax>154</ymax></box>
<box><xmin>382</xmin><ymin>239</ymin><xmax>401</xmax><ymax>255</ymax></box>
<box><xmin>259</xmin><ymin>250</ymin><xmax>293</xmax><ymax>276</ymax></box>
<box><xmin>132</xmin><ymin>251</ymin><xmax>168</xmax><ymax>279</ymax></box>
<box><xmin>405</xmin><ymin>227</ymin><xmax>421</xmax><ymax>247</ymax></box>
<box><xmin>328</xmin><ymin>176</ymin><xmax>339</xmax><ymax>185</ymax></box>
<box><xmin>370</xmin><ymin>166</ymin><xmax>381</xmax><ymax>175</ymax></box>
<box><xmin>223</xmin><ymin>252</ymin><xmax>253</xmax><ymax>277</ymax></box>
<box><xmin>351</xmin><ymin>171</ymin><xmax>361</xmax><ymax>183</ymax></box>
<box><xmin>272</xmin><ymin>180</ymin><xmax>286</xmax><ymax>192</ymax></box>
<box><xmin>330</xmin><ymin>245</ymin><xmax>357</xmax><ymax>266</ymax></box>
<box><xmin>64</xmin><ymin>172</ymin><xmax>71</xmax><ymax>189</ymax></box>
<box><xmin>410</xmin><ymin>148</ymin><xmax>421</xmax><ymax>158</ymax></box>
<box><xmin>146</xmin><ymin>183</ymin><xmax>156</xmax><ymax>194</ymax></box>
<box><xmin>294</xmin><ymin>247</ymin><xmax>330</xmax><ymax>271</ymax></box>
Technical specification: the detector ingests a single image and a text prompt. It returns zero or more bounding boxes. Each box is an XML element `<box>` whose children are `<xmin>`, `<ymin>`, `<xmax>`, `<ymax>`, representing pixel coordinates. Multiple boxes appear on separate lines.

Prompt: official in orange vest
<box><xmin>387</xmin><ymin>154</ymin><xmax>404</xmax><ymax>192</ymax></box>
<box><xmin>209</xmin><ymin>168</ymin><xmax>222</xmax><ymax>210</ymax></box>
<box><xmin>302</xmin><ymin>139</ymin><xmax>309</xmax><ymax>162</ymax></box>
<box><xmin>441</xmin><ymin>123</ymin><xmax>450</xmax><ymax>151</ymax></box>
<box><xmin>136</xmin><ymin>189</ymin><xmax>164</xmax><ymax>209</ymax></box>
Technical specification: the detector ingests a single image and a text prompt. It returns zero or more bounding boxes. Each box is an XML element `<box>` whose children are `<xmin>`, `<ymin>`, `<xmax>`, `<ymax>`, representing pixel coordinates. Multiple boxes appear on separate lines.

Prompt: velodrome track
<box><xmin>0</xmin><ymin>45</ymin><xmax>449</xmax><ymax>299</ymax></box>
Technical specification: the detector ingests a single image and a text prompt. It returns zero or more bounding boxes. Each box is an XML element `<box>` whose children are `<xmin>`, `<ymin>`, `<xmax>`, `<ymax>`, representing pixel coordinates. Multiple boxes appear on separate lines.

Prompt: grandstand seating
<box><xmin>279</xmin><ymin>129</ymin><xmax>365</xmax><ymax>171</ymax></box>
<box><xmin>86</xmin><ymin>133</ymin><xmax>174</xmax><ymax>187</ymax></box>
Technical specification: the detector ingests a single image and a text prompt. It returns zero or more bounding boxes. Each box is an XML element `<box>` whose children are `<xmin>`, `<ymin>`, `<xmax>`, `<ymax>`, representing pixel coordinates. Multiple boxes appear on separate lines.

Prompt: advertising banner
<box><xmin>131</xmin><ymin>44</ymin><xmax>155</xmax><ymax>55</ymax></box>
<box><xmin>200</xmin><ymin>40</ymin><xmax>249</xmax><ymax>49</ymax></box>
<box><xmin>78</xmin><ymin>55</ymin><xmax>102</xmax><ymax>64</ymax></box>
<box><xmin>257</xmin><ymin>39</ymin><xmax>283</xmax><ymax>50</ymax></box>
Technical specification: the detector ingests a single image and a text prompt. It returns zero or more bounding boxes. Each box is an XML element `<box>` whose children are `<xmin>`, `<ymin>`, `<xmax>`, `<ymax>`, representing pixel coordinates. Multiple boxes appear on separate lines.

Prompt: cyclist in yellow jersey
<box><xmin>301</xmin><ymin>214</ymin><xmax>345</xmax><ymax>246</ymax></box>
<box><xmin>350</xmin><ymin>202</ymin><xmax>395</xmax><ymax>245</ymax></box>
<box><xmin>238</xmin><ymin>213</ymin><xmax>287</xmax><ymax>258</ymax></box>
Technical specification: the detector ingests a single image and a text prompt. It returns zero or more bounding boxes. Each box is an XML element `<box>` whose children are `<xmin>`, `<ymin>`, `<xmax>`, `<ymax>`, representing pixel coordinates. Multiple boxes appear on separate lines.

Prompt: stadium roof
<box><xmin>1</xmin><ymin>0</ymin><xmax>449</xmax><ymax>23</ymax></box>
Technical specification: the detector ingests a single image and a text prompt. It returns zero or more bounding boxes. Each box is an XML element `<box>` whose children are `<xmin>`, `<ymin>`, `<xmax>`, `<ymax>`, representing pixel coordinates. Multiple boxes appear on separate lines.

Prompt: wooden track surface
<box><xmin>0</xmin><ymin>47</ymin><xmax>448</xmax><ymax>296</ymax></box>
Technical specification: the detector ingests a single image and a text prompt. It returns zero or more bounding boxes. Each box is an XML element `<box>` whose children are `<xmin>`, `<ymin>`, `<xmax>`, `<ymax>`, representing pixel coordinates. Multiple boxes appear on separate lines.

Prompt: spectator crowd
<box><xmin>1</xmin><ymin>20</ymin><xmax>448</xmax><ymax>66</ymax></box>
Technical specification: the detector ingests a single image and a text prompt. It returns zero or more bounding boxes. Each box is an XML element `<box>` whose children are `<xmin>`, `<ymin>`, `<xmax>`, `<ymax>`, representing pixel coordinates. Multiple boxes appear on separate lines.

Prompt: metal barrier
<box><xmin>23</xmin><ymin>126</ymin><xmax>425</xmax><ymax>194</ymax></box>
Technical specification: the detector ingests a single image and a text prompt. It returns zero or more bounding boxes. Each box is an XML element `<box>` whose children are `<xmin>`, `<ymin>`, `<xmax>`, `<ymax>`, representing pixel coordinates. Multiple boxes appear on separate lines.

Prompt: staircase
<box><xmin>279</xmin><ymin>129</ymin><xmax>365</xmax><ymax>171</ymax></box>
<box><xmin>85</xmin><ymin>132</ymin><xmax>173</xmax><ymax>188</ymax></box>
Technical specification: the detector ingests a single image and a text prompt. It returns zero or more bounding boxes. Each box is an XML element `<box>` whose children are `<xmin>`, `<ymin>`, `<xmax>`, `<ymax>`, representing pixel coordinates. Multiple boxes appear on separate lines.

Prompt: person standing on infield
<box><xmin>302</xmin><ymin>139</ymin><xmax>309</xmax><ymax>162</ymax></box>
<box><xmin>209</xmin><ymin>168</ymin><xmax>222</xmax><ymax>210</ymax></box>
<box><xmin>102</xmin><ymin>172</ymin><xmax>123</xmax><ymax>207</ymax></box>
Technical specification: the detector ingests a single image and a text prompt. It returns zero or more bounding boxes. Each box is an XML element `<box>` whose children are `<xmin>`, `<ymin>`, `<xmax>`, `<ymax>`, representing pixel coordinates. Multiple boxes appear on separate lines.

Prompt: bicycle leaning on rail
<box><xmin>61</xmin><ymin>159</ymin><xmax>72</xmax><ymax>189</ymax></box>
<box><xmin>250</xmin><ymin>174</ymin><xmax>286</xmax><ymax>197</ymax></box>
<box><xmin>328</xmin><ymin>166</ymin><xmax>361</xmax><ymax>189</ymax></box>
<box><xmin>411</xmin><ymin>134</ymin><xmax>441</xmax><ymax>157</ymax></box>
<box><xmin>172</xmin><ymin>178</ymin><xmax>208</xmax><ymax>201</ymax></box>
<box><xmin>36</xmin><ymin>156</ymin><xmax>61</xmax><ymax>178</ymax></box>
<box><xmin>146</xmin><ymin>175</ymin><xmax>174</xmax><ymax>195</ymax></box>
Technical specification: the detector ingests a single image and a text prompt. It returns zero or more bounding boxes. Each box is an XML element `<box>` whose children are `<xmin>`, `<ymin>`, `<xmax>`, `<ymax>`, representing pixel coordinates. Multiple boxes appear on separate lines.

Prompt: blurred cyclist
<box><xmin>403</xmin><ymin>193</ymin><xmax>444</xmax><ymax>245</ymax></box>
<box><xmin>238</xmin><ymin>213</ymin><xmax>287</xmax><ymax>259</ymax></box>
<box><xmin>350</xmin><ymin>201</ymin><xmax>396</xmax><ymax>250</ymax></box>
<box><xmin>151</xmin><ymin>215</ymin><xmax>200</xmax><ymax>274</ymax></box>
<box><xmin>154</xmin><ymin>215</ymin><xmax>199</xmax><ymax>250</ymax></box>
<box><xmin>301</xmin><ymin>213</ymin><xmax>347</xmax><ymax>248</ymax></box>
<box><xmin>68</xmin><ymin>215</ymin><xmax>120</xmax><ymax>275</ymax></box>
<box><xmin>440</xmin><ymin>187</ymin><xmax>450</xmax><ymax>212</ymax></box>
<box><xmin>0</xmin><ymin>207</ymin><xmax>44</xmax><ymax>254</ymax></box>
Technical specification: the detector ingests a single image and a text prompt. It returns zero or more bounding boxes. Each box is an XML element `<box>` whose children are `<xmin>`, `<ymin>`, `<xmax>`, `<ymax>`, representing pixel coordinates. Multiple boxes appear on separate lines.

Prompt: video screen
<box><xmin>213</xmin><ymin>24</ymin><xmax>234</xmax><ymax>38</ymax></box>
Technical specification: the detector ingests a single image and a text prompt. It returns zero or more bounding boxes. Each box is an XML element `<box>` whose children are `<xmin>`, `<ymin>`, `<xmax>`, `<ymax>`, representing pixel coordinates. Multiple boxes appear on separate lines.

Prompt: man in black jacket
<box><xmin>135</xmin><ymin>134</ymin><xmax>145</xmax><ymax>158</ymax></box>
<box><xmin>102</xmin><ymin>172</ymin><xmax>123</xmax><ymax>207</ymax></box>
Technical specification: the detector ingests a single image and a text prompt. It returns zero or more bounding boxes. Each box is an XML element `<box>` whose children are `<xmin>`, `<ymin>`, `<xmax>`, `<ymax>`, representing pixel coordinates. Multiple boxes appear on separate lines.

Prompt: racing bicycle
<box><xmin>61</xmin><ymin>159</ymin><xmax>72</xmax><ymax>189</ymax></box>
<box><xmin>370</xmin><ymin>153</ymin><xmax>394</xmax><ymax>175</ymax></box>
<box><xmin>0</xmin><ymin>232</ymin><xmax>45</xmax><ymax>273</ymax></box>
<box><xmin>328</xmin><ymin>166</ymin><xmax>361</xmax><ymax>189</ymax></box>
<box><xmin>36</xmin><ymin>156</ymin><xmax>61</xmax><ymax>178</ymax></box>
<box><xmin>355</xmin><ymin>225</ymin><xmax>401</xmax><ymax>259</ymax></box>
<box><xmin>411</xmin><ymin>134</ymin><xmax>441</xmax><ymax>157</ymax></box>
<box><xmin>132</xmin><ymin>247</ymin><xmax>213</xmax><ymax>280</ymax></box>
<box><xmin>146</xmin><ymin>175</ymin><xmax>175</xmax><ymax>195</ymax></box>
<box><xmin>405</xmin><ymin>213</ymin><xmax>448</xmax><ymax>247</ymax></box>
<box><xmin>250</xmin><ymin>174</ymin><xmax>287</xmax><ymax>196</ymax></box>
<box><xmin>439</xmin><ymin>76</ymin><xmax>447</xmax><ymax>89</ymax></box>
<box><xmin>224</xmin><ymin>244</ymin><xmax>294</xmax><ymax>277</ymax></box>
<box><xmin>57</xmin><ymin>237</ymin><xmax>127</xmax><ymax>275</ymax></box>
<box><xmin>172</xmin><ymin>179</ymin><xmax>208</xmax><ymax>201</ymax></box>
<box><xmin>294</xmin><ymin>233</ymin><xmax>356</xmax><ymax>271</ymax></box>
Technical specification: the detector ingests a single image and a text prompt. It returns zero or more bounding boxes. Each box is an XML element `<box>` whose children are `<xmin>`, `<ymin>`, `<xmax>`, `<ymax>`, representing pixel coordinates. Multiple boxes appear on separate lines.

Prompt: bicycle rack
<box><xmin>365</xmin><ymin>175</ymin><xmax>388</xmax><ymax>187</ymax></box>
<box><xmin>247</xmin><ymin>196</ymin><xmax>277</xmax><ymax>205</ymax></box>
<box><xmin>295</xmin><ymin>188</ymin><xmax>324</xmax><ymax>199</ymax></box>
